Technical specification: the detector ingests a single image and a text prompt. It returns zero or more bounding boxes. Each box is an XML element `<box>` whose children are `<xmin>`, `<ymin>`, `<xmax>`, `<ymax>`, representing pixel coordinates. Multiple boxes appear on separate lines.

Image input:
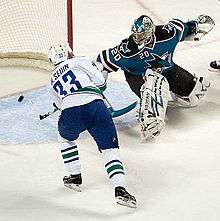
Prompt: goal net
<box><xmin>0</xmin><ymin>0</ymin><xmax>73</xmax><ymax>71</ymax></box>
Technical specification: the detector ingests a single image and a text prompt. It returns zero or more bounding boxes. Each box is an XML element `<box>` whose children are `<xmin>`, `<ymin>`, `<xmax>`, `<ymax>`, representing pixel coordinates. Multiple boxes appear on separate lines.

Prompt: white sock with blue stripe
<box><xmin>59</xmin><ymin>139</ymin><xmax>81</xmax><ymax>175</ymax></box>
<box><xmin>102</xmin><ymin>149</ymin><xmax>126</xmax><ymax>188</ymax></box>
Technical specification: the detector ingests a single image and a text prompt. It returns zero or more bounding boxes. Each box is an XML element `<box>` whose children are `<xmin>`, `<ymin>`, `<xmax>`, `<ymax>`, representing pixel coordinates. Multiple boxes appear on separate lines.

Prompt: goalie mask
<box><xmin>131</xmin><ymin>15</ymin><xmax>155</xmax><ymax>45</ymax></box>
<box><xmin>48</xmin><ymin>44</ymin><xmax>72</xmax><ymax>66</ymax></box>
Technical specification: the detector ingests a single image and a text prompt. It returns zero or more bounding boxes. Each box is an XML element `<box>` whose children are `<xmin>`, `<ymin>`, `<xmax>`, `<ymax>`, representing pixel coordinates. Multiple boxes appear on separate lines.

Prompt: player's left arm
<box><xmin>169</xmin><ymin>15</ymin><xmax>214</xmax><ymax>42</ymax></box>
<box><xmin>96</xmin><ymin>43</ymin><xmax>123</xmax><ymax>74</ymax></box>
<box><xmin>193</xmin><ymin>15</ymin><xmax>215</xmax><ymax>41</ymax></box>
<box><xmin>79</xmin><ymin>59</ymin><xmax>107</xmax><ymax>92</ymax></box>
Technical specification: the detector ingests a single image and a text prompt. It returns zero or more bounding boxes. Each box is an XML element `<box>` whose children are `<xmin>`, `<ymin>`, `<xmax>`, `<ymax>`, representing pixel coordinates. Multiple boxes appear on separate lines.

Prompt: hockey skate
<box><xmin>63</xmin><ymin>174</ymin><xmax>82</xmax><ymax>192</ymax></box>
<box><xmin>115</xmin><ymin>186</ymin><xmax>137</xmax><ymax>208</ymax></box>
<box><xmin>209</xmin><ymin>60</ymin><xmax>220</xmax><ymax>72</ymax></box>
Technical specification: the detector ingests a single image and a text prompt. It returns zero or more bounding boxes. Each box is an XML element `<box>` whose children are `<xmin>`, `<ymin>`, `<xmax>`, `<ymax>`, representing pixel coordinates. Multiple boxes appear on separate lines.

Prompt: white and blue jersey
<box><xmin>97</xmin><ymin>19</ymin><xmax>197</xmax><ymax>76</ymax></box>
<box><xmin>50</xmin><ymin>57</ymin><xmax>107</xmax><ymax>110</ymax></box>
<box><xmin>49</xmin><ymin>57</ymin><xmax>118</xmax><ymax>150</ymax></box>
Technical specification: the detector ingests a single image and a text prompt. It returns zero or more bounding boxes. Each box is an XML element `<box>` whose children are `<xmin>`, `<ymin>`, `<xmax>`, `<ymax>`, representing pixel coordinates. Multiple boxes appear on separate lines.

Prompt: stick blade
<box><xmin>108</xmin><ymin>101</ymin><xmax>137</xmax><ymax>118</ymax></box>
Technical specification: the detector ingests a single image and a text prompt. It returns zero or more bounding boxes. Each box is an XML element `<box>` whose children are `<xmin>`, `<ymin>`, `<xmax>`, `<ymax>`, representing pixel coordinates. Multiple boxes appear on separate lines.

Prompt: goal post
<box><xmin>0</xmin><ymin>0</ymin><xmax>73</xmax><ymax>72</ymax></box>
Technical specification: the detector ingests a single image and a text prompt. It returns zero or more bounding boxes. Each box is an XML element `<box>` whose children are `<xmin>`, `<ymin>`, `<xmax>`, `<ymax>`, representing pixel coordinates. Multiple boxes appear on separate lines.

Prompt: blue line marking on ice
<box><xmin>0</xmin><ymin>81</ymin><xmax>138</xmax><ymax>144</ymax></box>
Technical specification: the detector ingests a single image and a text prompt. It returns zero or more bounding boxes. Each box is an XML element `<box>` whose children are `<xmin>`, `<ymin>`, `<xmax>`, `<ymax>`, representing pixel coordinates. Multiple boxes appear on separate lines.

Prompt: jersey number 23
<box><xmin>53</xmin><ymin>70</ymin><xmax>82</xmax><ymax>97</ymax></box>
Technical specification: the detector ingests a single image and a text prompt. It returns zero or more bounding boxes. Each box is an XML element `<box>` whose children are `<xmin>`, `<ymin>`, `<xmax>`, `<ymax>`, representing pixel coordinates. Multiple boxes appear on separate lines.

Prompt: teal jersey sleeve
<box><xmin>168</xmin><ymin>19</ymin><xmax>197</xmax><ymax>42</ymax></box>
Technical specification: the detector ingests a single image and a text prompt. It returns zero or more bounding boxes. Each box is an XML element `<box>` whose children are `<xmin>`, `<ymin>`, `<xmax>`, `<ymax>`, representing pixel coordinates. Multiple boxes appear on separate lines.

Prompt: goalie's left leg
<box><xmin>173</xmin><ymin>76</ymin><xmax>210</xmax><ymax>107</ymax></box>
<box><xmin>138</xmin><ymin>69</ymin><xmax>170</xmax><ymax>141</ymax></box>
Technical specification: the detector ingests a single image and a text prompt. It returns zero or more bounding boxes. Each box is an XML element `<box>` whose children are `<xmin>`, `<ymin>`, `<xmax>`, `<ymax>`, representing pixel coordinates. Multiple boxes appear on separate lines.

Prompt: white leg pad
<box><xmin>138</xmin><ymin>69</ymin><xmax>170</xmax><ymax>140</ymax></box>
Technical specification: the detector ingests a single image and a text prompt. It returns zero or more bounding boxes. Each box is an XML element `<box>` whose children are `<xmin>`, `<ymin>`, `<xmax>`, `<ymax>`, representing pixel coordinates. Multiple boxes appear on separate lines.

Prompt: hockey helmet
<box><xmin>48</xmin><ymin>44</ymin><xmax>72</xmax><ymax>66</ymax></box>
<box><xmin>131</xmin><ymin>15</ymin><xmax>155</xmax><ymax>45</ymax></box>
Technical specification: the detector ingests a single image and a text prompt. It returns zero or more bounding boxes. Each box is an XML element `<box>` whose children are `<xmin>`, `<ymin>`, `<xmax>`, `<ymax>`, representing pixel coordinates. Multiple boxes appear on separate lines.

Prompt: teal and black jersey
<box><xmin>97</xmin><ymin>19</ymin><xmax>197</xmax><ymax>77</ymax></box>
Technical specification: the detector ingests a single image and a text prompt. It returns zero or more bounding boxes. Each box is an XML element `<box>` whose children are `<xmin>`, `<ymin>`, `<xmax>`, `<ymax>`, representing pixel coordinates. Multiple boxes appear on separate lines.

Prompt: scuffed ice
<box><xmin>0</xmin><ymin>81</ymin><xmax>138</xmax><ymax>144</ymax></box>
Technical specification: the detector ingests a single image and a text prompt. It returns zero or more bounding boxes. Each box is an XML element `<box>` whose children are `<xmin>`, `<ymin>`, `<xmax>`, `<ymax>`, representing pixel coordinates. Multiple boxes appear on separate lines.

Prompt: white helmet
<box><xmin>48</xmin><ymin>44</ymin><xmax>71</xmax><ymax>65</ymax></box>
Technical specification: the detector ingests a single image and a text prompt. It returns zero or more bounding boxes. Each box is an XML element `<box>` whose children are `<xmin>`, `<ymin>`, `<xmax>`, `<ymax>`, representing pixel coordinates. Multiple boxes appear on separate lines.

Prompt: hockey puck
<box><xmin>18</xmin><ymin>95</ymin><xmax>24</xmax><ymax>102</ymax></box>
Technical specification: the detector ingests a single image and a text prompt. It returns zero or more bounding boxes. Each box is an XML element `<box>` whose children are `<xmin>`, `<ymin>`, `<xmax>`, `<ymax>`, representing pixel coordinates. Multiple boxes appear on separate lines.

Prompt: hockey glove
<box><xmin>194</xmin><ymin>14</ymin><xmax>215</xmax><ymax>41</ymax></box>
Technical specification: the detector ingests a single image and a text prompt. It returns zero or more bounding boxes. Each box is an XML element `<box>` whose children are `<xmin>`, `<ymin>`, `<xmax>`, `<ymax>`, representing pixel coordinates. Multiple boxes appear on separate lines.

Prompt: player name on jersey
<box><xmin>52</xmin><ymin>63</ymin><xmax>69</xmax><ymax>80</ymax></box>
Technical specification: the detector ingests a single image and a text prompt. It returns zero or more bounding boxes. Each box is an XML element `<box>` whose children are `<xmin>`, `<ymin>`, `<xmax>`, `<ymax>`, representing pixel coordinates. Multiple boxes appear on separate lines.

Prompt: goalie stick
<box><xmin>39</xmin><ymin>98</ymin><xmax>137</xmax><ymax>120</ymax></box>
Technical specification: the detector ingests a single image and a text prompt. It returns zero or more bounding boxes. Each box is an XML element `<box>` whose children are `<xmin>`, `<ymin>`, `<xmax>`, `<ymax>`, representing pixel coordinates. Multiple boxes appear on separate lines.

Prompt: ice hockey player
<box><xmin>48</xmin><ymin>44</ymin><xmax>136</xmax><ymax>208</ymax></box>
<box><xmin>97</xmin><ymin>14</ymin><xmax>214</xmax><ymax>141</ymax></box>
<box><xmin>210</xmin><ymin>60</ymin><xmax>220</xmax><ymax>71</ymax></box>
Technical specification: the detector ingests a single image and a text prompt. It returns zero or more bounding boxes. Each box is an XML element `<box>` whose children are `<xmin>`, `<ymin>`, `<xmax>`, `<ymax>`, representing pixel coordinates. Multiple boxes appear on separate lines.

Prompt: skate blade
<box><xmin>64</xmin><ymin>184</ymin><xmax>81</xmax><ymax>192</ymax></box>
<box><xmin>116</xmin><ymin>197</ymin><xmax>137</xmax><ymax>209</ymax></box>
<box><xmin>208</xmin><ymin>68</ymin><xmax>220</xmax><ymax>72</ymax></box>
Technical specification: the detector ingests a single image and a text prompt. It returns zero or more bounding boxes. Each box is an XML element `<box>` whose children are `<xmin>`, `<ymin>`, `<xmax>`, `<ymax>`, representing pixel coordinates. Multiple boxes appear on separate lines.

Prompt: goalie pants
<box><xmin>124</xmin><ymin>64</ymin><xmax>196</xmax><ymax>98</ymax></box>
<box><xmin>58</xmin><ymin>99</ymin><xmax>119</xmax><ymax>151</ymax></box>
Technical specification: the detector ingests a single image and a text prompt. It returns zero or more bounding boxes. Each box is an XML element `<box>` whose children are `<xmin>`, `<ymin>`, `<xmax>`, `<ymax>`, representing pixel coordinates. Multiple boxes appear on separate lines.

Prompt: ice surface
<box><xmin>0</xmin><ymin>81</ymin><xmax>137</xmax><ymax>144</ymax></box>
<box><xmin>0</xmin><ymin>0</ymin><xmax>220</xmax><ymax>221</ymax></box>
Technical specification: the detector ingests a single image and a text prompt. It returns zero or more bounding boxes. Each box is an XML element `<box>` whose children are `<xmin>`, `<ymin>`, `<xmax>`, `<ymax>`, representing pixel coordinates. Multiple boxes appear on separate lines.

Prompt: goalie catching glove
<box><xmin>194</xmin><ymin>14</ymin><xmax>215</xmax><ymax>41</ymax></box>
<box><xmin>138</xmin><ymin>69</ymin><xmax>170</xmax><ymax>141</ymax></box>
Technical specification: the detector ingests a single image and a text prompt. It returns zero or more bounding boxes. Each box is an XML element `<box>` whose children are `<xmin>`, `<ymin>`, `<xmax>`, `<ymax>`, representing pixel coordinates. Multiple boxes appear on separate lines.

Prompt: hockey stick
<box><xmin>39</xmin><ymin>102</ymin><xmax>59</xmax><ymax>120</ymax></box>
<box><xmin>108</xmin><ymin>101</ymin><xmax>137</xmax><ymax>117</ymax></box>
<box><xmin>39</xmin><ymin>98</ymin><xmax>137</xmax><ymax>120</ymax></box>
<box><xmin>103</xmin><ymin>94</ymin><xmax>137</xmax><ymax>118</ymax></box>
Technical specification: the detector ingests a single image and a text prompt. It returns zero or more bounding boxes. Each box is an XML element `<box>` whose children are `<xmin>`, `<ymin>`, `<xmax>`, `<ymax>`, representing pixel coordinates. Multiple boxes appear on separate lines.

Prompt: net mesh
<box><xmin>0</xmin><ymin>0</ymin><xmax>69</xmax><ymax>71</ymax></box>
